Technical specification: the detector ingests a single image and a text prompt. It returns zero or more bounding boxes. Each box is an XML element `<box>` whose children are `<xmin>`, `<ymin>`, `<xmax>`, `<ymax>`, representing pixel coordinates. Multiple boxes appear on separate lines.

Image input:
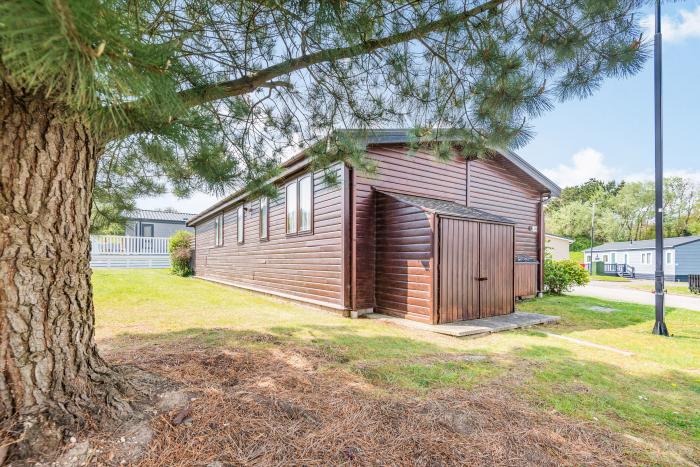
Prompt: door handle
<box><xmin>477</xmin><ymin>277</ymin><xmax>488</xmax><ymax>281</ymax></box>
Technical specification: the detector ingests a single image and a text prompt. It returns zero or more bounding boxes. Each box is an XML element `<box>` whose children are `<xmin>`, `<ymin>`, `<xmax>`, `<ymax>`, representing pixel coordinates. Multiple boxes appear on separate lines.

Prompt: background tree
<box><xmin>663</xmin><ymin>176</ymin><xmax>699</xmax><ymax>237</ymax></box>
<box><xmin>0</xmin><ymin>0</ymin><xmax>647</xmax><ymax>458</ymax></box>
<box><xmin>547</xmin><ymin>177</ymin><xmax>700</xmax><ymax>251</ymax></box>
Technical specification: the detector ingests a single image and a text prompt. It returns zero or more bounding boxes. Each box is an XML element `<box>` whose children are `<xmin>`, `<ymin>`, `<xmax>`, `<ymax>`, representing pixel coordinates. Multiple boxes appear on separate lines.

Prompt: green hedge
<box><xmin>169</xmin><ymin>230</ymin><xmax>194</xmax><ymax>276</ymax></box>
<box><xmin>544</xmin><ymin>259</ymin><xmax>589</xmax><ymax>295</ymax></box>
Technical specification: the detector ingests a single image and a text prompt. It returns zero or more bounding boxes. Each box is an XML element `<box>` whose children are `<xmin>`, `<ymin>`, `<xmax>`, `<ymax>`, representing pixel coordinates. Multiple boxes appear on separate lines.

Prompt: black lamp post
<box><xmin>652</xmin><ymin>0</ymin><xmax>669</xmax><ymax>336</ymax></box>
<box><xmin>589</xmin><ymin>203</ymin><xmax>595</xmax><ymax>276</ymax></box>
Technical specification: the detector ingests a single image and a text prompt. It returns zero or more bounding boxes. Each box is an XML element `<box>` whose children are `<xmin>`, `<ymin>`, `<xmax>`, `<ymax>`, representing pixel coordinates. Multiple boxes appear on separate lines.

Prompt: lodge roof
<box><xmin>378</xmin><ymin>191</ymin><xmax>515</xmax><ymax>225</ymax></box>
<box><xmin>124</xmin><ymin>209</ymin><xmax>196</xmax><ymax>222</ymax></box>
<box><xmin>187</xmin><ymin>129</ymin><xmax>561</xmax><ymax>226</ymax></box>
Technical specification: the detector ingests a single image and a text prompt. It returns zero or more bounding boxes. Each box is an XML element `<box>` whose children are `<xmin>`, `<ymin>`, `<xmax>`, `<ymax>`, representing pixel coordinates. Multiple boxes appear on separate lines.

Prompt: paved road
<box><xmin>569</xmin><ymin>281</ymin><xmax>700</xmax><ymax>311</ymax></box>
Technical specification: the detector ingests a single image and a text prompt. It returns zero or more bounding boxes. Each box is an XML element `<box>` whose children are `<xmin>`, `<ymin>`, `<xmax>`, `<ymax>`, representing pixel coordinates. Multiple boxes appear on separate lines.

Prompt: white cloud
<box><xmin>542</xmin><ymin>148</ymin><xmax>616</xmax><ymax>187</ymax></box>
<box><xmin>625</xmin><ymin>168</ymin><xmax>700</xmax><ymax>184</ymax></box>
<box><xmin>136</xmin><ymin>191</ymin><xmax>222</xmax><ymax>214</ymax></box>
<box><xmin>640</xmin><ymin>5</ymin><xmax>700</xmax><ymax>43</ymax></box>
<box><xmin>544</xmin><ymin>149</ymin><xmax>700</xmax><ymax>188</ymax></box>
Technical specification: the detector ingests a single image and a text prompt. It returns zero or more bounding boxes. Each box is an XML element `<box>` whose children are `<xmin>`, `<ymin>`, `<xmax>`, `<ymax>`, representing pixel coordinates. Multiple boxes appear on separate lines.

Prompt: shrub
<box><xmin>543</xmin><ymin>258</ymin><xmax>589</xmax><ymax>295</ymax></box>
<box><xmin>169</xmin><ymin>230</ymin><xmax>194</xmax><ymax>276</ymax></box>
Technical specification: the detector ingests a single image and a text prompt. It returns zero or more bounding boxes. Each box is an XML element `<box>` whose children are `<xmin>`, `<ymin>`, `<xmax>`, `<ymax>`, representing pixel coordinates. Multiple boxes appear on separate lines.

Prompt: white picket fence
<box><xmin>90</xmin><ymin>235</ymin><xmax>171</xmax><ymax>268</ymax></box>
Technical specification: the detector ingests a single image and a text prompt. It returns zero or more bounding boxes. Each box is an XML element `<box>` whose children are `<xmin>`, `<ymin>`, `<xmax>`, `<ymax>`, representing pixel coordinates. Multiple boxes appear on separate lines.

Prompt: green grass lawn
<box><xmin>93</xmin><ymin>269</ymin><xmax>700</xmax><ymax>463</ymax></box>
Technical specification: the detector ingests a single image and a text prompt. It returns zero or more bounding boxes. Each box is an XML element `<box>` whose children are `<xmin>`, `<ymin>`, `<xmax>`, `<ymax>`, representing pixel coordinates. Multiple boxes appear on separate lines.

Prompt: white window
<box><xmin>611</xmin><ymin>253</ymin><xmax>616</xmax><ymax>263</ymax></box>
<box><xmin>603</xmin><ymin>254</ymin><xmax>609</xmax><ymax>263</ymax></box>
<box><xmin>299</xmin><ymin>175</ymin><xmax>312</xmax><ymax>232</ymax></box>
<box><xmin>286</xmin><ymin>182</ymin><xmax>297</xmax><ymax>234</ymax></box>
<box><xmin>260</xmin><ymin>197</ymin><xmax>269</xmax><ymax>240</ymax></box>
<box><xmin>214</xmin><ymin>213</ymin><xmax>224</xmax><ymax>246</ymax></box>
<box><xmin>586</xmin><ymin>255</ymin><xmax>591</xmax><ymax>263</ymax></box>
<box><xmin>643</xmin><ymin>252</ymin><xmax>652</xmax><ymax>264</ymax></box>
<box><xmin>624</xmin><ymin>253</ymin><xmax>628</xmax><ymax>264</ymax></box>
<box><xmin>286</xmin><ymin>174</ymin><xmax>314</xmax><ymax>234</ymax></box>
<box><xmin>666</xmin><ymin>251</ymin><xmax>672</xmax><ymax>265</ymax></box>
<box><xmin>237</xmin><ymin>206</ymin><xmax>244</xmax><ymax>244</ymax></box>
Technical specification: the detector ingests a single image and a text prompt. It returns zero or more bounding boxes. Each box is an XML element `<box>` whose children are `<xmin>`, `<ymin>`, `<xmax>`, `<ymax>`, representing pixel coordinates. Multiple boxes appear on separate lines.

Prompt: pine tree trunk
<box><xmin>0</xmin><ymin>83</ymin><xmax>132</xmax><ymax>459</ymax></box>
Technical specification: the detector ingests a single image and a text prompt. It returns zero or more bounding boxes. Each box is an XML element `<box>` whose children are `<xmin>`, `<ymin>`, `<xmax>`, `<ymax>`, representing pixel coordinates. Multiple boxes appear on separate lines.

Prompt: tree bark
<box><xmin>0</xmin><ymin>83</ymin><xmax>131</xmax><ymax>459</ymax></box>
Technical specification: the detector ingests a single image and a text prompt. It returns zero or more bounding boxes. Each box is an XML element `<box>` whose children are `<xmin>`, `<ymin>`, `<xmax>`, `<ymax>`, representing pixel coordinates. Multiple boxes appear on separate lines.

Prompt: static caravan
<box><xmin>585</xmin><ymin>236</ymin><xmax>700</xmax><ymax>281</ymax></box>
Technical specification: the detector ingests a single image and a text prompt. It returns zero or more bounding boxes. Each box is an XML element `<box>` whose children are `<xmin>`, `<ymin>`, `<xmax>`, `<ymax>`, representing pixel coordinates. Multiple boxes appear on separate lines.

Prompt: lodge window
<box><xmin>260</xmin><ymin>197</ymin><xmax>269</xmax><ymax>240</ymax></box>
<box><xmin>666</xmin><ymin>251</ymin><xmax>672</xmax><ymax>265</ymax></box>
<box><xmin>286</xmin><ymin>174</ymin><xmax>313</xmax><ymax>234</ymax></box>
<box><xmin>586</xmin><ymin>255</ymin><xmax>591</xmax><ymax>263</ymax></box>
<box><xmin>237</xmin><ymin>206</ymin><xmax>244</xmax><ymax>244</ymax></box>
<box><xmin>214</xmin><ymin>213</ymin><xmax>224</xmax><ymax>246</ymax></box>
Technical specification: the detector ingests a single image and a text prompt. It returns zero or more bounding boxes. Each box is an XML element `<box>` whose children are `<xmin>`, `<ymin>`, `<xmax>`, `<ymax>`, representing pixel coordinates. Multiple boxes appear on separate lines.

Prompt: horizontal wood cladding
<box><xmin>354</xmin><ymin>145</ymin><xmax>467</xmax><ymax>309</ymax></box>
<box><xmin>467</xmin><ymin>155</ymin><xmax>542</xmax><ymax>259</ymax></box>
<box><xmin>374</xmin><ymin>193</ymin><xmax>434</xmax><ymax>322</ymax></box>
<box><xmin>193</xmin><ymin>163</ymin><xmax>344</xmax><ymax>307</ymax></box>
<box><xmin>514</xmin><ymin>263</ymin><xmax>537</xmax><ymax>298</ymax></box>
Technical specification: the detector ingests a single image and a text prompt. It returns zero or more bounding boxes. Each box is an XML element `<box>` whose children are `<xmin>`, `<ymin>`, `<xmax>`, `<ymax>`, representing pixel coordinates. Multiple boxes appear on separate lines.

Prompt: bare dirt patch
<box><xmin>52</xmin><ymin>332</ymin><xmax>647</xmax><ymax>467</ymax></box>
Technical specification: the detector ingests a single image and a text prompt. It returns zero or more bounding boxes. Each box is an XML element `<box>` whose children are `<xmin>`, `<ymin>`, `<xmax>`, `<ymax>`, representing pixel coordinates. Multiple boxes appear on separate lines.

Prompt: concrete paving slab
<box><xmin>364</xmin><ymin>311</ymin><xmax>560</xmax><ymax>337</ymax></box>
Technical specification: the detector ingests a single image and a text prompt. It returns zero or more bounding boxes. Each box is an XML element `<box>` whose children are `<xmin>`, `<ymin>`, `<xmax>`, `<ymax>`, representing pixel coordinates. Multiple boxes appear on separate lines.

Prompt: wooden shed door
<box><xmin>478</xmin><ymin>223</ymin><xmax>514</xmax><ymax>318</ymax></box>
<box><xmin>438</xmin><ymin>219</ymin><xmax>514</xmax><ymax>323</ymax></box>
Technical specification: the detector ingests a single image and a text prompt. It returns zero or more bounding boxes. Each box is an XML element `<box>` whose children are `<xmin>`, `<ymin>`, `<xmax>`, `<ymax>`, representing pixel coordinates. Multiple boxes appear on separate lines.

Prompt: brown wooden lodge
<box><xmin>187</xmin><ymin>130</ymin><xmax>560</xmax><ymax>324</ymax></box>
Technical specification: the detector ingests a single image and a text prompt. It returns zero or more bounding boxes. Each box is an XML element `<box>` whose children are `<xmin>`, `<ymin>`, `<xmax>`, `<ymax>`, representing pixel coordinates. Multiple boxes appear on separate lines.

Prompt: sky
<box><xmin>137</xmin><ymin>2</ymin><xmax>700</xmax><ymax>215</ymax></box>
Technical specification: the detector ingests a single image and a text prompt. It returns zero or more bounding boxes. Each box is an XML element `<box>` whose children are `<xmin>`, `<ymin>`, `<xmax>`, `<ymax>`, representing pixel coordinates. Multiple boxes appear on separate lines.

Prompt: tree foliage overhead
<box><xmin>1</xmin><ymin>0</ymin><xmax>648</xmax><ymax>217</ymax></box>
<box><xmin>547</xmin><ymin>177</ymin><xmax>700</xmax><ymax>250</ymax></box>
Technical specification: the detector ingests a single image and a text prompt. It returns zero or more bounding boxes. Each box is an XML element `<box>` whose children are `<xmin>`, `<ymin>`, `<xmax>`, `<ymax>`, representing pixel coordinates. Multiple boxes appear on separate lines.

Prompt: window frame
<box><xmin>297</xmin><ymin>174</ymin><xmax>313</xmax><ymax>233</ymax></box>
<box><xmin>285</xmin><ymin>173</ymin><xmax>314</xmax><ymax>236</ymax></box>
<box><xmin>259</xmin><ymin>196</ymin><xmax>269</xmax><ymax>240</ymax></box>
<box><xmin>666</xmin><ymin>251</ymin><xmax>672</xmax><ymax>265</ymax></box>
<box><xmin>214</xmin><ymin>213</ymin><xmax>224</xmax><ymax>247</ymax></box>
<box><xmin>140</xmin><ymin>223</ymin><xmax>154</xmax><ymax>238</ymax></box>
<box><xmin>285</xmin><ymin>182</ymin><xmax>298</xmax><ymax>234</ymax></box>
<box><xmin>237</xmin><ymin>206</ymin><xmax>245</xmax><ymax>244</ymax></box>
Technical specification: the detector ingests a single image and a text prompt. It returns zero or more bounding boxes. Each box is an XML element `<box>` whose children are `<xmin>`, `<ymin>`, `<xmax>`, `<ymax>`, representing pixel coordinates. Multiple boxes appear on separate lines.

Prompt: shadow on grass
<box><xmin>100</xmin><ymin>325</ymin><xmax>700</xmax><ymax>453</ymax></box>
<box><xmin>101</xmin><ymin>326</ymin><xmax>700</xmax><ymax>437</ymax></box>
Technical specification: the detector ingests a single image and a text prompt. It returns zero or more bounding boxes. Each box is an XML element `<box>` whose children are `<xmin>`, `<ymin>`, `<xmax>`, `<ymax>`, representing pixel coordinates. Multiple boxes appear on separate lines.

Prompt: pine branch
<box><xmin>108</xmin><ymin>0</ymin><xmax>508</xmax><ymax>138</ymax></box>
